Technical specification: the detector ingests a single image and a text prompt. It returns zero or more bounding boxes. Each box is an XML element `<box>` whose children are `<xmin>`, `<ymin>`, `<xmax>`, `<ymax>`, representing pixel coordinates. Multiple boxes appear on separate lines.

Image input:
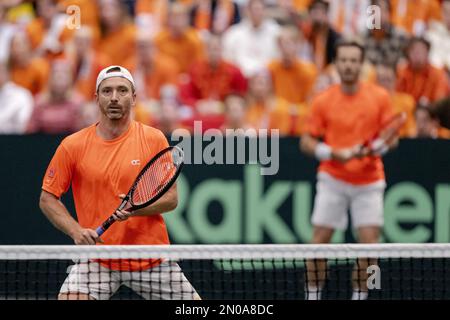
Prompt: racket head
<box><xmin>377</xmin><ymin>112</ymin><xmax>407</xmax><ymax>143</ymax></box>
<box><xmin>364</xmin><ymin>112</ymin><xmax>407</xmax><ymax>148</ymax></box>
<box><xmin>128</xmin><ymin>145</ymin><xmax>184</xmax><ymax>209</ymax></box>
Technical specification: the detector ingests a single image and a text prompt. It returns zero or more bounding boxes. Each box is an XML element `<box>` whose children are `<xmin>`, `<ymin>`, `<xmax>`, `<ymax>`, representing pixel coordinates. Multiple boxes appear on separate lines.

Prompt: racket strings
<box><xmin>379</xmin><ymin>113</ymin><xmax>407</xmax><ymax>142</ymax></box>
<box><xmin>131</xmin><ymin>151</ymin><xmax>180</xmax><ymax>206</ymax></box>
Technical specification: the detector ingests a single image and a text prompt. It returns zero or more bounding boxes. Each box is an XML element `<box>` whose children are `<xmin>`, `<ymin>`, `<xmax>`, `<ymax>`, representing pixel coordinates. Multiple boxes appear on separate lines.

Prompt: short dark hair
<box><xmin>334</xmin><ymin>38</ymin><xmax>366</xmax><ymax>62</ymax></box>
<box><xmin>429</xmin><ymin>97</ymin><xmax>450</xmax><ymax>128</ymax></box>
<box><xmin>98</xmin><ymin>66</ymin><xmax>135</xmax><ymax>93</ymax></box>
<box><xmin>105</xmin><ymin>66</ymin><xmax>122</xmax><ymax>74</ymax></box>
<box><xmin>405</xmin><ymin>37</ymin><xmax>431</xmax><ymax>53</ymax></box>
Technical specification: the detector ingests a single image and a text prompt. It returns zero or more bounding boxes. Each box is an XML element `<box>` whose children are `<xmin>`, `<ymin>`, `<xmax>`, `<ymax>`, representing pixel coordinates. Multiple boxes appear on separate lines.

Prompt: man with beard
<box><xmin>300</xmin><ymin>40</ymin><xmax>397</xmax><ymax>300</ymax></box>
<box><xmin>39</xmin><ymin>65</ymin><xmax>199</xmax><ymax>300</ymax></box>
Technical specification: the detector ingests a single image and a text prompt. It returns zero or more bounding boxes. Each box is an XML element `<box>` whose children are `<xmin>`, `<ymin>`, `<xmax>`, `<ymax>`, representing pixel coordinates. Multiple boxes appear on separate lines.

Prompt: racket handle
<box><xmin>96</xmin><ymin>226</ymin><xmax>105</xmax><ymax>236</ymax></box>
<box><xmin>95</xmin><ymin>196</ymin><xmax>129</xmax><ymax>236</ymax></box>
<box><xmin>96</xmin><ymin>216</ymin><xmax>116</xmax><ymax>236</ymax></box>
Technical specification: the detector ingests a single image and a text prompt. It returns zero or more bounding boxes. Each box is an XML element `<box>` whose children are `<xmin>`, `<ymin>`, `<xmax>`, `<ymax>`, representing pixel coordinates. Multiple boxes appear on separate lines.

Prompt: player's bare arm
<box><xmin>113</xmin><ymin>184</ymin><xmax>178</xmax><ymax>221</ymax></box>
<box><xmin>39</xmin><ymin>190</ymin><xmax>102</xmax><ymax>245</ymax></box>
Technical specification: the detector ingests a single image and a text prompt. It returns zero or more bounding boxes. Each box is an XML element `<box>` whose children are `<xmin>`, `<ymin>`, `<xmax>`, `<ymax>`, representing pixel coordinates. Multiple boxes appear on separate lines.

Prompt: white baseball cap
<box><xmin>95</xmin><ymin>65</ymin><xmax>135</xmax><ymax>92</ymax></box>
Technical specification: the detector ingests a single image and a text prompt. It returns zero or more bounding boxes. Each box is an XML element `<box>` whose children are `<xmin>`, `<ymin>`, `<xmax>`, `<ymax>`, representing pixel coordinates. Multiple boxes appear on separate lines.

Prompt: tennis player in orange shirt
<box><xmin>39</xmin><ymin>65</ymin><xmax>199</xmax><ymax>300</ymax></box>
<box><xmin>300</xmin><ymin>40</ymin><xmax>397</xmax><ymax>300</ymax></box>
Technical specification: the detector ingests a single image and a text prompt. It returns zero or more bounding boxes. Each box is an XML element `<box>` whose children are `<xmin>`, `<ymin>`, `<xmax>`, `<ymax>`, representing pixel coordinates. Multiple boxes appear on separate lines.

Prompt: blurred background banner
<box><xmin>1</xmin><ymin>135</ymin><xmax>449</xmax><ymax>245</ymax></box>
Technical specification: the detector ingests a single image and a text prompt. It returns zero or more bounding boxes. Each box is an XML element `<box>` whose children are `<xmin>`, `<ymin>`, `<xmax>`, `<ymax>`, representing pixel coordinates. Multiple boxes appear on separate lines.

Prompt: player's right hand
<box><xmin>332</xmin><ymin>144</ymin><xmax>371</xmax><ymax>162</ymax></box>
<box><xmin>73</xmin><ymin>228</ymin><xmax>104</xmax><ymax>245</ymax></box>
<box><xmin>331</xmin><ymin>146</ymin><xmax>358</xmax><ymax>162</ymax></box>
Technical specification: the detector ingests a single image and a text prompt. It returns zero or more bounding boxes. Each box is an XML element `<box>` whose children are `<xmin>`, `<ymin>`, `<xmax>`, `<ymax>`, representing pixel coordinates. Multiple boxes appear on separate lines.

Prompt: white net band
<box><xmin>0</xmin><ymin>244</ymin><xmax>450</xmax><ymax>260</ymax></box>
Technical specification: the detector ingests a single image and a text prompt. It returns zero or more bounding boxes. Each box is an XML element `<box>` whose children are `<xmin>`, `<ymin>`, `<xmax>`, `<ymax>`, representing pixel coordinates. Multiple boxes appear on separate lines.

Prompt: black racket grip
<box><xmin>96</xmin><ymin>197</ymin><xmax>129</xmax><ymax>236</ymax></box>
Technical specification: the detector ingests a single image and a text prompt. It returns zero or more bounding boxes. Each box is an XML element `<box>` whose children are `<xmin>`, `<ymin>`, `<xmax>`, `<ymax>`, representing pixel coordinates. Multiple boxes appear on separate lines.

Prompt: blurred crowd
<box><xmin>0</xmin><ymin>0</ymin><xmax>449</xmax><ymax>138</ymax></box>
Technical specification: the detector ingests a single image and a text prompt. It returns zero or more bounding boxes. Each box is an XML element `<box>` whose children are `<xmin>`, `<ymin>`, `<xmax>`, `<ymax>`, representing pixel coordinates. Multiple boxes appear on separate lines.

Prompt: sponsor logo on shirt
<box><xmin>131</xmin><ymin>160</ymin><xmax>140</xmax><ymax>166</ymax></box>
<box><xmin>48</xmin><ymin>168</ymin><xmax>55</xmax><ymax>178</ymax></box>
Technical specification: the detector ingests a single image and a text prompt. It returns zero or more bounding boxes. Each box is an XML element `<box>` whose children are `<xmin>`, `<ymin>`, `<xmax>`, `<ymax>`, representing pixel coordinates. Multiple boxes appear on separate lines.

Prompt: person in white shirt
<box><xmin>222</xmin><ymin>0</ymin><xmax>281</xmax><ymax>77</ymax></box>
<box><xmin>0</xmin><ymin>62</ymin><xmax>34</xmax><ymax>134</ymax></box>
<box><xmin>327</xmin><ymin>0</ymin><xmax>369</xmax><ymax>37</ymax></box>
<box><xmin>426</xmin><ymin>0</ymin><xmax>450</xmax><ymax>75</ymax></box>
<box><xmin>0</xmin><ymin>4</ymin><xmax>16</xmax><ymax>64</ymax></box>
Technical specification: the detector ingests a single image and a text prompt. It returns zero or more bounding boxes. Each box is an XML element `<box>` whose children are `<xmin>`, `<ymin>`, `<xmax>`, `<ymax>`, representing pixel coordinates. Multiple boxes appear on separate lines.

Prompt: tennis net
<box><xmin>0</xmin><ymin>244</ymin><xmax>449</xmax><ymax>300</ymax></box>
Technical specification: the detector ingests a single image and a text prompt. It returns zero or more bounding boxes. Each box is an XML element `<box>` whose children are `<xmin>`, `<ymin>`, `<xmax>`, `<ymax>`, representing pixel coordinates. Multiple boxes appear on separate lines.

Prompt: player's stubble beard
<box><xmin>106</xmin><ymin>103</ymin><xmax>126</xmax><ymax>119</ymax></box>
<box><xmin>338</xmin><ymin>63</ymin><xmax>362</xmax><ymax>87</ymax></box>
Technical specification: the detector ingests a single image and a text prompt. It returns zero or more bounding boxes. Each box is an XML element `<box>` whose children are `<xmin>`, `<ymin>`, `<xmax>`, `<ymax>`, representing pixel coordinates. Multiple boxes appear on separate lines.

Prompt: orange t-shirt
<box><xmin>391</xmin><ymin>92</ymin><xmax>416</xmax><ymax>138</ymax></box>
<box><xmin>305</xmin><ymin>82</ymin><xmax>394</xmax><ymax>185</ymax></box>
<box><xmin>154</xmin><ymin>28</ymin><xmax>205</xmax><ymax>74</ymax></box>
<box><xmin>42</xmin><ymin>121</ymin><xmax>170</xmax><ymax>271</ymax></box>
<box><xmin>123</xmin><ymin>53</ymin><xmax>179</xmax><ymax>100</ymax></box>
<box><xmin>391</xmin><ymin>0</ymin><xmax>442</xmax><ymax>35</ymax></box>
<box><xmin>268</xmin><ymin>59</ymin><xmax>318</xmax><ymax>105</ymax></box>
<box><xmin>246</xmin><ymin>97</ymin><xmax>292</xmax><ymax>136</ymax></box>
<box><xmin>10</xmin><ymin>58</ymin><xmax>50</xmax><ymax>95</ymax></box>
<box><xmin>396</xmin><ymin>63</ymin><xmax>449</xmax><ymax>104</ymax></box>
<box><xmin>58</xmin><ymin>0</ymin><xmax>100</xmax><ymax>30</ymax></box>
<box><xmin>97</xmin><ymin>24</ymin><xmax>137</xmax><ymax>66</ymax></box>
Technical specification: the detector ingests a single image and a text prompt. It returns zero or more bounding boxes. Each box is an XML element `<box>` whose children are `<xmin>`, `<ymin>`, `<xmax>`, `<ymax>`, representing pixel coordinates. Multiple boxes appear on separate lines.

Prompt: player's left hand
<box><xmin>352</xmin><ymin>144</ymin><xmax>371</xmax><ymax>158</ymax></box>
<box><xmin>113</xmin><ymin>194</ymin><xmax>133</xmax><ymax>221</ymax></box>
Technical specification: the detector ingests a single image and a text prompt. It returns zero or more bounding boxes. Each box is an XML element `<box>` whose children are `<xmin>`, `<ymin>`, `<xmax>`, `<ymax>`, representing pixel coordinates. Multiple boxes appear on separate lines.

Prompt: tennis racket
<box><xmin>96</xmin><ymin>145</ymin><xmax>184</xmax><ymax>236</ymax></box>
<box><xmin>360</xmin><ymin>112</ymin><xmax>407</xmax><ymax>155</ymax></box>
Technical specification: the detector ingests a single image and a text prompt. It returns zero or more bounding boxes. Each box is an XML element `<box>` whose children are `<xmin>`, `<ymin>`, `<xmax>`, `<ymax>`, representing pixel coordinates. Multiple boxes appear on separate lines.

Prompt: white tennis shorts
<box><xmin>311</xmin><ymin>172</ymin><xmax>386</xmax><ymax>230</ymax></box>
<box><xmin>59</xmin><ymin>260</ymin><xmax>200</xmax><ymax>300</ymax></box>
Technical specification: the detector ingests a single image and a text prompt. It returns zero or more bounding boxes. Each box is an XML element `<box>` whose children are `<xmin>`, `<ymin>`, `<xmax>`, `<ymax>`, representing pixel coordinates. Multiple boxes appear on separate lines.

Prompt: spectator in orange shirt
<box><xmin>97</xmin><ymin>0</ymin><xmax>137</xmax><ymax>66</ymax></box>
<box><xmin>135</xmin><ymin>0</ymin><xmax>167</xmax><ymax>36</ymax></box>
<box><xmin>396</xmin><ymin>37</ymin><xmax>449</xmax><ymax>106</ymax></box>
<box><xmin>135</xmin><ymin>0</ymin><xmax>194</xmax><ymax>36</ymax></box>
<box><xmin>179</xmin><ymin>34</ymin><xmax>247</xmax><ymax>112</ymax></box>
<box><xmin>190</xmin><ymin>0</ymin><xmax>241</xmax><ymax>35</ymax></box>
<box><xmin>123</xmin><ymin>31</ymin><xmax>179</xmax><ymax>103</ymax></box>
<box><xmin>245</xmin><ymin>70</ymin><xmax>292</xmax><ymax>136</ymax></box>
<box><xmin>154</xmin><ymin>3</ymin><xmax>205</xmax><ymax>74</ymax></box>
<box><xmin>27</xmin><ymin>59</ymin><xmax>84</xmax><ymax>134</ymax></box>
<box><xmin>268</xmin><ymin>25</ymin><xmax>318</xmax><ymax>136</ymax></box>
<box><xmin>268</xmin><ymin>25</ymin><xmax>317</xmax><ymax>105</ymax></box>
<box><xmin>390</xmin><ymin>0</ymin><xmax>442</xmax><ymax>36</ymax></box>
<box><xmin>8</xmin><ymin>31</ymin><xmax>50</xmax><ymax>95</ymax></box>
<box><xmin>303</xmin><ymin>0</ymin><xmax>341</xmax><ymax>72</ymax></box>
<box><xmin>376</xmin><ymin>62</ymin><xmax>416</xmax><ymax>138</ymax></box>
<box><xmin>64</xmin><ymin>26</ymin><xmax>112</xmax><ymax>101</ymax></box>
<box><xmin>26</xmin><ymin>0</ymin><xmax>73</xmax><ymax>58</ymax></box>
<box><xmin>301</xmin><ymin>39</ymin><xmax>396</xmax><ymax>300</ymax></box>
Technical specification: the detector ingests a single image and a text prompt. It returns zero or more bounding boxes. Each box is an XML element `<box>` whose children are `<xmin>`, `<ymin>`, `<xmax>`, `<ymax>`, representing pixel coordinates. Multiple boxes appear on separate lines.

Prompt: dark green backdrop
<box><xmin>1</xmin><ymin>135</ymin><xmax>449</xmax><ymax>244</ymax></box>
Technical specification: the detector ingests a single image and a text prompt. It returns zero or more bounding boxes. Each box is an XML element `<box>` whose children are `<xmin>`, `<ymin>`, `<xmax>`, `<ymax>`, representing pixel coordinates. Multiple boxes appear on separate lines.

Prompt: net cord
<box><xmin>1</xmin><ymin>244</ymin><xmax>450</xmax><ymax>260</ymax></box>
